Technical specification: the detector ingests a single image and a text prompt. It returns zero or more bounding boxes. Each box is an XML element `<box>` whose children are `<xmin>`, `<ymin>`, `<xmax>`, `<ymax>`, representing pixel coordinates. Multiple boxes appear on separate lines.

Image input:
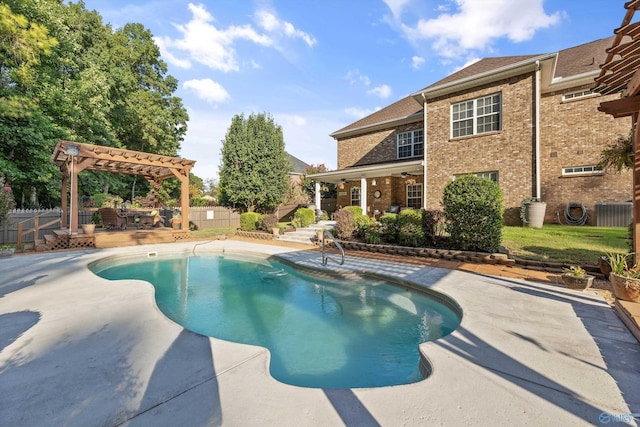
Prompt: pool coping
<box><xmin>1</xmin><ymin>240</ymin><xmax>639</xmax><ymax>426</ymax></box>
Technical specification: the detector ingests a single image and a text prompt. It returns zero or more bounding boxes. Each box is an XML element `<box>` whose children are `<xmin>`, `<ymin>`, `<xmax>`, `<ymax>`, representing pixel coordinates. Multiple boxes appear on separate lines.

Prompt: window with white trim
<box><xmin>454</xmin><ymin>171</ymin><xmax>499</xmax><ymax>182</ymax></box>
<box><xmin>397</xmin><ymin>130</ymin><xmax>424</xmax><ymax>159</ymax></box>
<box><xmin>350</xmin><ymin>187</ymin><xmax>360</xmax><ymax>206</ymax></box>
<box><xmin>562</xmin><ymin>165</ymin><xmax>603</xmax><ymax>176</ymax></box>
<box><xmin>406</xmin><ymin>184</ymin><xmax>422</xmax><ymax>209</ymax></box>
<box><xmin>562</xmin><ymin>89</ymin><xmax>594</xmax><ymax>101</ymax></box>
<box><xmin>451</xmin><ymin>93</ymin><xmax>501</xmax><ymax>138</ymax></box>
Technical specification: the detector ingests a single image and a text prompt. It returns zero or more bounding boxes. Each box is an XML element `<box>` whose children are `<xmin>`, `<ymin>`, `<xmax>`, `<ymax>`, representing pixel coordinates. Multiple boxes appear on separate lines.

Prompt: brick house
<box><xmin>309</xmin><ymin>37</ymin><xmax>632</xmax><ymax>225</ymax></box>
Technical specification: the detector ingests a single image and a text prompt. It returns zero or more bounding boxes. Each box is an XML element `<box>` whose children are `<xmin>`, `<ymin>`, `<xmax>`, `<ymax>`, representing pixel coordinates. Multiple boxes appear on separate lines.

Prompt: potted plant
<box><xmin>520</xmin><ymin>197</ymin><xmax>546</xmax><ymax>228</ymax></box>
<box><xmin>0</xmin><ymin>244</ymin><xmax>15</xmax><ymax>258</ymax></box>
<box><xmin>81</xmin><ymin>222</ymin><xmax>96</xmax><ymax>235</ymax></box>
<box><xmin>561</xmin><ymin>266</ymin><xmax>594</xmax><ymax>290</ymax></box>
<box><xmin>171</xmin><ymin>212</ymin><xmax>182</xmax><ymax>229</ymax></box>
<box><xmin>607</xmin><ymin>253</ymin><xmax>640</xmax><ymax>303</ymax></box>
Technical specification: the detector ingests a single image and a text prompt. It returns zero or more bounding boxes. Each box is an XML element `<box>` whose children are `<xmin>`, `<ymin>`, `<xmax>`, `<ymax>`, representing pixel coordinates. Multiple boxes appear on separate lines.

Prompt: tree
<box><xmin>598</xmin><ymin>132</ymin><xmax>633</xmax><ymax>172</ymax></box>
<box><xmin>218</xmin><ymin>113</ymin><xmax>290</xmax><ymax>212</ymax></box>
<box><xmin>301</xmin><ymin>164</ymin><xmax>337</xmax><ymax>200</ymax></box>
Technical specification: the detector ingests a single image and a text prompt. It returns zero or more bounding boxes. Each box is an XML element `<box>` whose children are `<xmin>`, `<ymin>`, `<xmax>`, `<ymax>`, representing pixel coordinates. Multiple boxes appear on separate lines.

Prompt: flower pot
<box><xmin>81</xmin><ymin>223</ymin><xmax>95</xmax><ymax>235</ymax></box>
<box><xmin>272</xmin><ymin>227</ymin><xmax>280</xmax><ymax>236</ymax></box>
<box><xmin>525</xmin><ymin>202</ymin><xmax>546</xmax><ymax>228</ymax></box>
<box><xmin>0</xmin><ymin>248</ymin><xmax>15</xmax><ymax>258</ymax></box>
<box><xmin>172</xmin><ymin>218</ymin><xmax>182</xmax><ymax>229</ymax></box>
<box><xmin>609</xmin><ymin>273</ymin><xmax>640</xmax><ymax>302</ymax></box>
<box><xmin>561</xmin><ymin>273</ymin><xmax>594</xmax><ymax>290</ymax></box>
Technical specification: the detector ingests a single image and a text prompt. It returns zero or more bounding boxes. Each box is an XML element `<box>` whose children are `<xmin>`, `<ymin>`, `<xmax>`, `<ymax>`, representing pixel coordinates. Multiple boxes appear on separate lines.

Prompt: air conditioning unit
<box><xmin>596</xmin><ymin>202</ymin><xmax>632</xmax><ymax>227</ymax></box>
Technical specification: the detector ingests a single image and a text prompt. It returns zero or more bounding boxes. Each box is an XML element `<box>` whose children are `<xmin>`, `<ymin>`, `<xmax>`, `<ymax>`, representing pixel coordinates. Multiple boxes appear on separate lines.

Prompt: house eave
<box><xmin>330</xmin><ymin>111</ymin><xmax>423</xmax><ymax>140</ymax></box>
<box><xmin>412</xmin><ymin>53</ymin><xmax>557</xmax><ymax>101</ymax></box>
<box><xmin>307</xmin><ymin>159</ymin><xmax>424</xmax><ymax>184</ymax></box>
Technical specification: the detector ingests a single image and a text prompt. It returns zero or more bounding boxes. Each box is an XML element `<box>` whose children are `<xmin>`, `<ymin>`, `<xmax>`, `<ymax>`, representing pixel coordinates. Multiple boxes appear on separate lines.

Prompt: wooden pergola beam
<box><xmin>52</xmin><ymin>141</ymin><xmax>196</xmax><ymax>233</ymax></box>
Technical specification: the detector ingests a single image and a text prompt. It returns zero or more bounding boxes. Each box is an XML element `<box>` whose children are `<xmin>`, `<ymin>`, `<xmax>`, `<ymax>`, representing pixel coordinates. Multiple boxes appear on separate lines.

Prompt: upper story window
<box><xmin>451</xmin><ymin>93</ymin><xmax>501</xmax><ymax>138</ymax></box>
<box><xmin>562</xmin><ymin>165</ymin><xmax>603</xmax><ymax>176</ymax></box>
<box><xmin>562</xmin><ymin>89</ymin><xmax>595</xmax><ymax>102</ymax></box>
<box><xmin>397</xmin><ymin>130</ymin><xmax>424</xmax><ymax>159</ymax></box>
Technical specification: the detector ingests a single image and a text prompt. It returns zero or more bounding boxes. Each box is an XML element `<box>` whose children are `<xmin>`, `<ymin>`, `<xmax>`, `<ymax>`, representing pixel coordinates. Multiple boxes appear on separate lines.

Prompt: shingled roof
<box><xmin>331</xmin><ymin>36</ymin><xmax>615</xmax><ymax>138</ymax></box>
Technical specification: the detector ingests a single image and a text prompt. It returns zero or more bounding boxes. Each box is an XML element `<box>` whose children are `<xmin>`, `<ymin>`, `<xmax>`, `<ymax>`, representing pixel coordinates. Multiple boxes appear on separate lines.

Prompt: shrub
<box><xmin>343</xmin><ymin>206</ymin><xmax>362</xmax><ymax>216</ymax></box>
<box><xmin>333</xmin><ymin>209</ymin><xmax>355</xmax><ymax>240</ymax></box>
<box><xmin>397</xmin><ymin>209</ymin><xmax>425</xmax><ymax>247</ymax></box>
<box><xmin>262</xmin><ymin>213</ymin><xmax>279</xmax><ymax>231</ymax></box>
<box><xmin>442</xmin><ymin>175</ymin><xmax>503</xmax><ymax>252</ymax></box>
<box><xmin>379</xmin><ymin>213</ymin><xmax>399</xmax><ymax>243</ymax></box>
<box><xmin>292</xmin><ymin>207</ymin><xmax>315</xmax><ymax>228</ymax></box>
<box><xmin>364</xmin><ymin>224</ymin><xmax>382</xmax><ymax>244</ymax></box>
<box><xmin>318</xmin><ymin>210</ymin><xmax>329</xmax><ymax>221</ymax></box>
<box><xmin>354</xmin><ymin>214</ymin><xmax>375</xmax><ymax>238</ymax></box>
<box><xmin>423</xmin><ymin>209</ymin><xmax>445</xmax><ymax>246</ymax></box>
<box><xmin>240</xmin><ymin>212</ymin><xmax>263</xmax><ymax>231</ymax></box>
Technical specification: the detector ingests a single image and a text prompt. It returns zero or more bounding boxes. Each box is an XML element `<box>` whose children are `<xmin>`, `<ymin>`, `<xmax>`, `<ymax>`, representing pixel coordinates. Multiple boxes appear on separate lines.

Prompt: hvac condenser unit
<box><xmin>596</xmin><ymin>202</ymin><xmax>633</xmax><ymax>227</ymax></box>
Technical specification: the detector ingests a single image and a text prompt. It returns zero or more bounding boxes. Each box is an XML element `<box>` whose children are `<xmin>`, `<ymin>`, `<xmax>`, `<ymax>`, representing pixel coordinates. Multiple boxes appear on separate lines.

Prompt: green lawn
<box><xmin>502</xmin><ymin>224</ymin><xmax>629</xmax><ymax>265</ymax></box>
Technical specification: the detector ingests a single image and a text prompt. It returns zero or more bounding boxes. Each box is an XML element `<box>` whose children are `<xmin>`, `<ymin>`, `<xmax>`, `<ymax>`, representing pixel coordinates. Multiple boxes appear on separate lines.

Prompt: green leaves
<box><xmin>219</xmin><ymin>113</ymin><xmax>290</xmax><ymax>212</ymax></box>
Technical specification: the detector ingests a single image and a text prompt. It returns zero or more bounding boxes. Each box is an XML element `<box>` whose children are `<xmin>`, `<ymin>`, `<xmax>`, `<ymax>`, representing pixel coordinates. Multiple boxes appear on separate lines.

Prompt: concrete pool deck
<box><xmin>1</xmin><ymin>240</ymin><xmax>639</xmax><ymax>426</ymax></box>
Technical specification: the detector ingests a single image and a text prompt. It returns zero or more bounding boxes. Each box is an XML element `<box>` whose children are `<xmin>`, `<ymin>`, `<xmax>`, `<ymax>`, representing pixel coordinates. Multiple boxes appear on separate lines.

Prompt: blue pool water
<box><xmin>91</xmin><ymin>253</ymin><xmax>460</xmax><ymax>388</ymax></box>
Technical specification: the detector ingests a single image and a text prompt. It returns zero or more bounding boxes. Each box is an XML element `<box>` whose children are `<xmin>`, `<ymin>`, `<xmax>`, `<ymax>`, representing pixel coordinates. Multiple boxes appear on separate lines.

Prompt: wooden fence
<box><xmin>0</xmin><ymin>206</ymin><xmax>241</xmax><ymax>245</ymax></box>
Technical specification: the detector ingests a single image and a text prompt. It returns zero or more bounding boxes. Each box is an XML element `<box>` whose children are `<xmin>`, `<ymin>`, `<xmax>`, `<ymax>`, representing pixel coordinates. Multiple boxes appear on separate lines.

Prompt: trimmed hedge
<box><xmin>397</xmin><ymin>208</ymin><xmax>425</xmax><ymax>247</ymax></box>
<box><xmin>292</xmin><ymin>207</ymin><xmax>315</xmax><ymax>228</ymax></box>
<box><xmin>239</xmin><ymin>212</ymin><xmax>263</xmax><ymax>231</ymax></box>
<box><xmin>442</xmin><ymin>175</ymin><xmax>503</xmax><ymax>252</ymax></box>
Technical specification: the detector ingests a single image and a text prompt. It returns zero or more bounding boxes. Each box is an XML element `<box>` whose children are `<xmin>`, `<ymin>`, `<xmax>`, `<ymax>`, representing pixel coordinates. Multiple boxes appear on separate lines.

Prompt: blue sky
<box><xmin>80</xmin><ymin>0</ymin><xmax>626</xmax><ymax>181</ymax></box>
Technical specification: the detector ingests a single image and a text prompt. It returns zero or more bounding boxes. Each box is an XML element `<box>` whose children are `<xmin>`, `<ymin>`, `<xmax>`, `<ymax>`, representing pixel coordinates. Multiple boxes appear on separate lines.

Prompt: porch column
<box><xmin>61</xmin><ymin>169</ymin><xmax>68</xmax><ymax>229</ymax></box>
<box><xmin>360</xmin><ymin>176</ymin><xmax>367</xmax><ymax>215</ymax></box>
<box><xmin>314</xmin><ymin>182</ymin><xmax>321</xmax><ymax>212</ymax></box>
<box><xmin>634</xmin><ymin>112</ymin><xmax>640</xmax><ymax>259</ymax></box>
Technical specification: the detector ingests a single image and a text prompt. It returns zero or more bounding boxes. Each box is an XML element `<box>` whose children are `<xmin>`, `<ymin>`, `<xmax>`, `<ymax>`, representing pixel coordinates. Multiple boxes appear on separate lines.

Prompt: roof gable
<box><xmin>331</xmin><ymin>96</ymin><xmax>423</xmax><ymax>136</ymax></box>
<box><xmin>287</xmin><ymin>152</ymin><xmax>309</xmax><ymax>174</ymax></box>
<box><xmin>554</xmin><ymin>36</ymin><xmax>615</xmax><ymax>79</ymax></box>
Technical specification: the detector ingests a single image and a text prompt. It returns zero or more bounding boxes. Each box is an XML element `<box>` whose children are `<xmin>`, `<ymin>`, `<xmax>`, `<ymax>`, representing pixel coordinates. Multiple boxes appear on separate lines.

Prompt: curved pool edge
<box><xmin>89</xmin><ymin>244</ymin><xmax>463</xmax><ymax>388</ymax></box>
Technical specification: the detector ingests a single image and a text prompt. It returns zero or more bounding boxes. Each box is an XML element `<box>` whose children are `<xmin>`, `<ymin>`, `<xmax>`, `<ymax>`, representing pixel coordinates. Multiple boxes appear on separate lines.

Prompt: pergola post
<box><xmin>61</xmin><ymin>169</ymin><xmax>68</xmax><ymax>229</ymax></box>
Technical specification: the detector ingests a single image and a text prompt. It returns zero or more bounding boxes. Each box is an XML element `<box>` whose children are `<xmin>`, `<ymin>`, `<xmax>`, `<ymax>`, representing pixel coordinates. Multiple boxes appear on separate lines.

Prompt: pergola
<box><xmin>595</xmin><ymin>0</ymin><xmax>640</xmax><ymax>256</ymax></box>
<box><xmin>52</xmin><ymin>140</ymin><xmax>196</xmax><ymax>232</ymax></box>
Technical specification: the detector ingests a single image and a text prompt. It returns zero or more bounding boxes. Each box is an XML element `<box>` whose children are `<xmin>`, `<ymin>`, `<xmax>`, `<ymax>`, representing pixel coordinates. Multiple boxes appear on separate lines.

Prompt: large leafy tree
<box><xmin>218</xmin><ymin>113</ymin><xmax>290</xmax><ymax>212</ymax></box>
<box><xmin>0</xmin><ymin>0</ymin><xmax>189</xmax><ymax>207</ymax></box>
<box><xmin>302</xmin><ymin>164</ymin><xmax>337</xmax><ymax>200</ymax></box>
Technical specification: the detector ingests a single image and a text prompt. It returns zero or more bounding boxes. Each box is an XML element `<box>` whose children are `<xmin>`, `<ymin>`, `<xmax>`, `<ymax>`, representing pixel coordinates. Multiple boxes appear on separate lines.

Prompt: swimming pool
<box><xmin>91</xmin><ymin>252</ymin><xmax>461</xmax><ymax>388</ymax></box>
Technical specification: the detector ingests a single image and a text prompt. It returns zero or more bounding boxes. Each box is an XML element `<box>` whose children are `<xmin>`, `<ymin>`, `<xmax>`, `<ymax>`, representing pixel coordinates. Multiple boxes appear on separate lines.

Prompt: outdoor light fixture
<box><xmin>371</xmin><ymin>179</ymin><xmax>377</xmax><ymax>186</ymax></box>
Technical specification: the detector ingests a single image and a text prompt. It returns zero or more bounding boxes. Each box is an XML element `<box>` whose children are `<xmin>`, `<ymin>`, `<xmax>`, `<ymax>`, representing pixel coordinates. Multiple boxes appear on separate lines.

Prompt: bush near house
<box><xmin>240</xmin><ymin>212</ymin><xmax>264</xmax><ymax>231</ymax></box>
<box><xmin>442</xmin><ymin>175</ymin><xmax>503</xmax><ymax>252</ymax></box>
<box><xmin>343</xmin><ymin>206</ymin><xmax>362</xmax><ymax>216</ymax></box>
<box><xmin>261</xmin><ymin>213</ymin><xmax>279</xmax><ymax>231</ymax></box>
<box><xmin>423</xmin><ymin>209</ymin><xmax>446</xmax><ymax>246</ymax></box>
<box><xmin>292</xmin><ymin>207</ymin><xmax>315</xmax><ymax>228</ymax></box>
<box><xmin>379</xmin><ymin>213</ymin><xmax>399</xmax><ymax>243</ymax></box>
<box><xmin>333</xmin><ymin>209</ymin><xmax>356</xmax><ymax>240</ymax></box>
<box><xmin>397</xmin><ymin>208</ymin><xmax>425</xmax><ymax>247</ymax></box>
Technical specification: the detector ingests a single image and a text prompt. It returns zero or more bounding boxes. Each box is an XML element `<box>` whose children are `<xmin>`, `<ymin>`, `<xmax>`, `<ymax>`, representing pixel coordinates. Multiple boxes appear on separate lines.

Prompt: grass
<box><xmin>189</xmin><ymin>226</ymin><xmax>237</xmax><ymax>239</ymax></box>
<box><xmin>502</xmin><ymin>224</ymin><xmax>629</xmax><ymax>265</ymax></box>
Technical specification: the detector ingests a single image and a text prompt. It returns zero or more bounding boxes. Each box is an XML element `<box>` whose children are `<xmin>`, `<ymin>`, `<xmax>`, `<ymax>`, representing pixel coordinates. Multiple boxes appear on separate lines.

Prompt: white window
<box><xmin>451</xmin><ymin>93</ymin><xmax>501</xmax><ymax>138</ymax></box>
<box><xmin>454</xmin><ymin>171</ymin><xmax>499</xmax><ymax>182</ymax></box>
<box><xmin>562</xmin><ymin>165</ymin><xmax>603</xmax><ymax>176</ymax></box>
<box><xmin>350</xmin><ymin>187</ymin><xmax>360</xmax><ymax>206</ymax></box>
<box><xmin>406</xmin><ymin>184</ymin><xmax>422</xmax><ymax>209</ymax></box>
<box><xmin>562</xmin><ymin>89</ymin><xmax>595</xmax><ymax>101</ymax></box>
<box><xmin>397</xmin><ymin>130</ymin><xmax>424</xmax><ymax>159</ymax></box>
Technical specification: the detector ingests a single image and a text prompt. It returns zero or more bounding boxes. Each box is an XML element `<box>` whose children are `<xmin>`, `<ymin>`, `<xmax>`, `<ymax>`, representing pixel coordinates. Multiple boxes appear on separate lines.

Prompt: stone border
<box><xmin>329</xmin><ymin>240</ymin><xmax>605</xmax><ymax>280</ymax></box>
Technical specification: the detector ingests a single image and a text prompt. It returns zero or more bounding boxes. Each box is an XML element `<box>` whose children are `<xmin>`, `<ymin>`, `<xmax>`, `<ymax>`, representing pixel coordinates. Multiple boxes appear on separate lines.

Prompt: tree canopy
<box><xmin>218</xmin><ymin>113</ymin><xmax>290</xmax><ymax>212</ymax></box>
<box><xmin>0</xmin><ymin>0</ymin><xmax>189</xmax><ymax>208</ymax></box>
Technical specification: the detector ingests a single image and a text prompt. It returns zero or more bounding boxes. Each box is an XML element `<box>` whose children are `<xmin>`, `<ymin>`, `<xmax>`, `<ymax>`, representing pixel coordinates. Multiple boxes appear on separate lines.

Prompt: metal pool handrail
<box><xmin>321</xmin><ymin>229</ymin><xmax>344</xmax><ymax>266</ymax></box>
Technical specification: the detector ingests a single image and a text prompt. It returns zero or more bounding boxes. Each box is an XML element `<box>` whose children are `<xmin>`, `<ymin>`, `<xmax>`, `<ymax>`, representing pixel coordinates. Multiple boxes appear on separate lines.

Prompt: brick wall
<box><xmin>333</xmin><ymin>76</ymin><xmax>632</xmax><ymax>225</ymax></box>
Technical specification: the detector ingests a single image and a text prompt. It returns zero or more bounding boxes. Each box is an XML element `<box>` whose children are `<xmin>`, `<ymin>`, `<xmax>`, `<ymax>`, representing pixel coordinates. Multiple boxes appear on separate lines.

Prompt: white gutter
<box><xmin>422</xmin><ymin>93</ymin><xmax>428</xmax><ymax>209</ymax></box>
<box><xmin>535</xmin><ymin>60</ymin><xmax>541</xmax><ymax>200</ymax></box>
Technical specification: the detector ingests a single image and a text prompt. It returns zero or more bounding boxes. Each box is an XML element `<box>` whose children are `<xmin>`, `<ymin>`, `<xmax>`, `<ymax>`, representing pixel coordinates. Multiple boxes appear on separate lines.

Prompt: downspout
<box><xmin>535</xmin><ymin>60</ymin><xmax>541</xmax><ymax>200</ymax></box>
<box><xmin>422</xmin><ymin>92</ymin><xmax>428</xmax><ymax>209</ymax></box>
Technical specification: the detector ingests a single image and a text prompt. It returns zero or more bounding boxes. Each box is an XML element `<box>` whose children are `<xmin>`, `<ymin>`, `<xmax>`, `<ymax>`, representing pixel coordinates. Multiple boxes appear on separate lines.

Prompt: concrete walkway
<box><xmin>1</xmin><ymin>240</ymin><xmax>639</xmax><ymax>426</ymax></box>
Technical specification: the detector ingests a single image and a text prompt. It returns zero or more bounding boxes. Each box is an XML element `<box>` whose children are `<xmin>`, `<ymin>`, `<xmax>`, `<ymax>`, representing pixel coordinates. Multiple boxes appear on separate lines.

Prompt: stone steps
<box><xmin>277</xmin><ymin>221</ymin><xmax>335</xmax><ymax>245</ymax></box>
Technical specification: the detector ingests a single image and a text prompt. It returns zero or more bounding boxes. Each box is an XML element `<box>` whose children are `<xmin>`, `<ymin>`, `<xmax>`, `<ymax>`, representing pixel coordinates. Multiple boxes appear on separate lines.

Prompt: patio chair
<box><xmin>98</xmin><ymin>207</ymin><xmax>127</xmax><ymax>230</ymax></box>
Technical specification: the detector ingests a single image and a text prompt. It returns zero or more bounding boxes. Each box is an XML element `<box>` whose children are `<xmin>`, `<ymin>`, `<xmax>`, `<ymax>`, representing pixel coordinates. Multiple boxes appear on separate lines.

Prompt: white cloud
<box><xmin>404</xmin><ymin>0</ymin><xmax>562</xmax><ymax>57</ymax></box>
<box><xmin>344</xmin><ymin>107</ymin><xmax>380</xmax><ymax>119</ymax></box>
<box><xmin>345</xmin><ymin>69</ymin><xmax>371</xmax><ymax>87</ymax></box>
<box><xmin>367</xmin><ymin>84</ymin><xmax>392</xmax><ymax>99</ymax></box>
<box><xmin>382</xmin><ymin>0</ymin><xmax>413</xmax><ymax>20</ymax></box>
<box><xmin>254</xmin><ymin>10</ymin><xmax>317</xmax><ymax>47</ymax></box>
<box><xmin>411</xmin><ymin>55</ymin><xmax>425</xmax><ymax>70</ymax></box>
<box><xmin>183</xmin><ymin>79</ymin><xmax>230</xmax><ymax>103</ymax></box>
